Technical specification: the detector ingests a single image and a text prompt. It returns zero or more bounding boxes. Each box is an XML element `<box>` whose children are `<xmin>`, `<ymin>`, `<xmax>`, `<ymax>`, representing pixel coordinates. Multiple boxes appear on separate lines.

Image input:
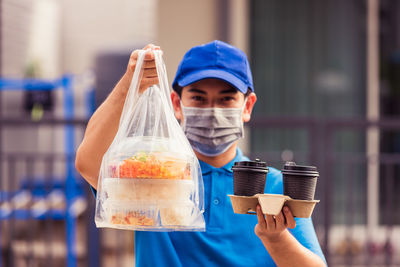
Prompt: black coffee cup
<box><xmin>232</xmin><ymin>159</ymin><xmax>269</xmax><ymax>196</ymax></box>
<box><xmin>282</xmin><ymin>162</ymin><xmax>319</xmax><ymax>200</ymax></box>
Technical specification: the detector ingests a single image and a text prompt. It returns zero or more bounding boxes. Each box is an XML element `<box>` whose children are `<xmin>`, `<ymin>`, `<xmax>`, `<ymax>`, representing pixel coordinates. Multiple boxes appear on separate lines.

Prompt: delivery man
<box><xmin>75</xmin><ymin>40</ymin><xmax>327</xmax><ymax>266</ymax></box>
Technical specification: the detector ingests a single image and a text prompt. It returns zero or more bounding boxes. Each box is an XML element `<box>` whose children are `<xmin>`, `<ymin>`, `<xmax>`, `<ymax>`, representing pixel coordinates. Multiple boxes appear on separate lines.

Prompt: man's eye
<box><xmin>221</xmin><ymin>96</ymin><xmax>235</xmax><ymax>102</ymax></box>
<box><xmin>192</xmin><ymin>96</ymin><xmax>205</xmax><ymax>102</ymax></box>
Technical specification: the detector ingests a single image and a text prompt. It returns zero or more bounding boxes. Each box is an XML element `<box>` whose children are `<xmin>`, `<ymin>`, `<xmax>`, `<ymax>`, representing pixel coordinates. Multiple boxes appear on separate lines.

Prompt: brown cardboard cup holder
<box><xmin>228</xmin><ymin>194</ymin><xmax>319</xmax><ymax>218</ymax></box>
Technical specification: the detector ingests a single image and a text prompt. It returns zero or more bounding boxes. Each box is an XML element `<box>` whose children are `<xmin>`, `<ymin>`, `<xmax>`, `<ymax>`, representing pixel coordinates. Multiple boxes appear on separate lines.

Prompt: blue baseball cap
<box><xmin>172</xmin><ymin>40</ymin><xmax>254</xmax><ymax>94</ymax></box>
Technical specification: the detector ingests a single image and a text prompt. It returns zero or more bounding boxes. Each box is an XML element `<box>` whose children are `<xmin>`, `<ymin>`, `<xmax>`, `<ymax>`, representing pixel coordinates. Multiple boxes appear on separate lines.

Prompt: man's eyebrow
<box><xmin>187</xmin><ymin>88</ymin><xmax>207</xmax><ymax>95</ymax></box>
<box><xmin>219</xmin><ymin>88</ymin><xmax>238</xmax><ymax>94</ymax></box>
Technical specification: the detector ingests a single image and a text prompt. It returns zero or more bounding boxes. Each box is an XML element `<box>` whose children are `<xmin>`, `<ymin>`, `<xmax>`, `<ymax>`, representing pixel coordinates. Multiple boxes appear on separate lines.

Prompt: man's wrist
<box><xmin>119</xmin><ymin>72</ymin><xmax>132</xmax><ymax>93</ymax></box>
<box><xmin>260</xmin><ymin>229</ymin><xmax>292</xmax><ymax>246</ymax></box>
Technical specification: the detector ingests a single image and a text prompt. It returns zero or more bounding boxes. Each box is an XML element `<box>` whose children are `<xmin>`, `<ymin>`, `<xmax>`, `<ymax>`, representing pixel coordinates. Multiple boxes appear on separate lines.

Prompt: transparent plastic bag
<box><xmin>95</xmin><ymin>49</ymin><xmax>205</xmax><ymax>231</ymax></box>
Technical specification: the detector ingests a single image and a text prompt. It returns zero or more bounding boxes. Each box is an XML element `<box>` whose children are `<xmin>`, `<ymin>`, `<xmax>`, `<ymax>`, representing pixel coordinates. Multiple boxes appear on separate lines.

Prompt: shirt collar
<box><xmin>199</xmin><ymin>148</ymin><xmax>245</xmax><ymax>175</ymax></box>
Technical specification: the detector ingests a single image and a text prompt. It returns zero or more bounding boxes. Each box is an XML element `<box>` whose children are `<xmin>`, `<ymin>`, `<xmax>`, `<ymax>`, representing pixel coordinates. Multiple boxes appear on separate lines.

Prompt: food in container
<box><xmin>103</xmin><ymin>178</ymin><xmax>194</xmax><ymax>201</ymax></box>
<box><xmin>160</xmin><ymin>202</ymin><xmax>195</xmax><ymax>226</ymax></box>
<box><xmin>99</xmin><ymin>149</ymin><xmax>200</xmax><ymax>230</ymax></box>
<box><xmin>102</xmin><ymin>199</ymin><xmax>199</xmax><ymax>229</ymax></box>
<box><xmin>111</xmin><ymin>211</ymin><xmax>155</xmax><ymax>226</ymax></box>
<box><xmin>114</xmin><ymin>152</ymin><xmax>192</xmax><ymax>180</ymax></box>
<box><xmin>103</xmin><ymin>200</ymin><xmax>159</xmax><ymax>228</ymax></box>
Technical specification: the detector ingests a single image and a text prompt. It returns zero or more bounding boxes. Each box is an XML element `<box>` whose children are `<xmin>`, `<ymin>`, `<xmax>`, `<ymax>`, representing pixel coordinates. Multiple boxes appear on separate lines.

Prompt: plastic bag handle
<box><xmin>116</xmin><ymin>49</ymin><xmax>173</xmax><ymax>135</ymax></box>
<box><xmin>154</xmin><ymin>50</ymin><xmax>173</xmax><ymax>112</ymax></box>
<box><xmin>117</xmin><ymin>50</ymin><xmax>145</xmax><ymax>132</ymax></box>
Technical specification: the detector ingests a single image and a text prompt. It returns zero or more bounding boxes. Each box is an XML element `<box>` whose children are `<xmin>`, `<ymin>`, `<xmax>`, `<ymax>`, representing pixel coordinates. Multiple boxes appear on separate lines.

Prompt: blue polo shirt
<box><xmin>134</xmin><ymin>149</ymin><xmax>326</xmax><ymax>266</ymax></box>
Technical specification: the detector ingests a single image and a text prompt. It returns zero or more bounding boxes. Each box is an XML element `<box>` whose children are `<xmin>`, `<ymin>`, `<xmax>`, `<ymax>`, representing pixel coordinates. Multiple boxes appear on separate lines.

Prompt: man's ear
<box><xmin>242</xmin><ymin>92</ymin><xmax>257</xmax><ymax>122</ymax></box>
<box><xmin>171</xmin><ymin>91</ymin><xmax>183</xmax><ymax>121</ymax></box>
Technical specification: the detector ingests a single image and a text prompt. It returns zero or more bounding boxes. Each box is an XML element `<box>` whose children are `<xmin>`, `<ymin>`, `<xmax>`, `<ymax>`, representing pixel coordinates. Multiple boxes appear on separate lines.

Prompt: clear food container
<box><xmin>160</xmin><ymin>201</ymin><xmax>196</xmax><ymax>227</ymax></box>
<box><xmin>100</xmin><ymin>200</ymin><xmax>201</xmax><ymax>230</ymax></box>
<box><xmin>107</xmin><ymin>137</ymin><xmax>195</xmax><ymax>180</ymax></box>
<box><xmin>102</xmin><ymin>200</ymin><xmax>160</xmax><ymax>229</ymax></box>
<box><xmin>103</xmin><ymin>178</ymin><xmax>194</xmax><ymax>202</ymax></box>
<box><xmin>96</xmin><ymin>135</ymin><xmax>205</xmax><ymax>231</ymax></box>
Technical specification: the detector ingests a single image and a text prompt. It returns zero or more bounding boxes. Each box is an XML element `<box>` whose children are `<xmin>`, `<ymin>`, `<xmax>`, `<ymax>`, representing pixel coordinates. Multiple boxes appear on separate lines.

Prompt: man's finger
<box><xmin>265</xmin><ymin>214</ymin><xmax>276</xmax><ymax>231</ymax></box>
<box><xmin>142</xmin><ymin>68</ymin><xmax>158</xmax><ymax>78</ymax></box>
<box><xmin>274</xmin><ymin>211</ymin><xmax>285</xmax><ymax>231</ymax></box>
<box><xmin>143</xmin><ymin>44</ymin><xmax>159</xmax><ymax>50</ymax></box>
<box><xmin>140</xmin><ymin>76</ymin><xmax>159</xmax><ymax>88</ymax></box>
<box><xmin>256</xmin><ymin>205</ymin><xmax>267</xmax><ymax>228</ymax></box>
<box><xmin>144</xmin><ymin>51</ymin><xmax>155</xmax><ymax>60</ymax></box>
<box><xmin>141</xmin><ymin>77</ymin><xmax>159</xmax><ymax>86</ymax></box>
<box><xmin>283</xmin><ymin>206</ymin><xmax>296</xmax><ymax>229</ymax></box>
<box><xmin>126</xmin><ymin>50</ymin><xmax>140</xmax><ymax>72</ymax></box>
<box><xmin>142</xmin><ymin>60</ymin><xmax>156</xmax><ymax>69</ymax></box>
<box><xmin>130</xmin><ymin>50</ymin><xmax>139</xmax><ymax>60</ymax></box>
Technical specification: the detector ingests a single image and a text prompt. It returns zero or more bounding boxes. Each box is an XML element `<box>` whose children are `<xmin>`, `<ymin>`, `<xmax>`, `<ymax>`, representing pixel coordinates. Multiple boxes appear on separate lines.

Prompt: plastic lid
<box><xmin>282</xmin><ymin>161</ymin><xmax>318</xmax><ymax>174</ymax></box>
<box><xmin>233</xmin><ymin>159</ymin><xmax>267</xmax><ymax>169</ymax></box>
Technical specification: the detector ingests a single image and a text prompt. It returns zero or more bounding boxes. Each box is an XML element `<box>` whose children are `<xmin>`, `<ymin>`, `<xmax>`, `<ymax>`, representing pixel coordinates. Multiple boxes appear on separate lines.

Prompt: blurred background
<box><xmin>0</xmin><ymin>0</ymin><xmax>399</xmax><ymax>266</ymax></box>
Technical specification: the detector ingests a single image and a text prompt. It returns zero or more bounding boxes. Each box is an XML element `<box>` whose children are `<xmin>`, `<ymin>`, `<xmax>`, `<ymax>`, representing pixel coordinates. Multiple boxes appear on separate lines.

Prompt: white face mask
<box><xmin>181</xmin><ymin>101</ymin><xmax>246</xmax><ymax>157</ymax></box>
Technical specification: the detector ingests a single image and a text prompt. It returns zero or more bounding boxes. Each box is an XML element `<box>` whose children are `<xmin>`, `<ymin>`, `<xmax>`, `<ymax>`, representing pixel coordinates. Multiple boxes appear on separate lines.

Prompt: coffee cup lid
<box><xmin>282</xmin><ymin>162</ymin><xmax>319</xmax><ymax>176</ymax></box>
<box><xmin>233</xmin><ymin>159</ymin><xmax>268</xmax><ymax>170</ymax></box>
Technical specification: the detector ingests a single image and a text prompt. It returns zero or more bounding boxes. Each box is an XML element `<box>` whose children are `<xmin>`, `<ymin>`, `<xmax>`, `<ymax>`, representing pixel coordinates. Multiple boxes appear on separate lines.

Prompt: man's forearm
<box><xmin>75</xmin><ymin>47</ymin><xmax>161</xmax><ymax>188</ymax></box>
<box><xmin>260</xmin><ymin>230</ymin><xmax>326</xmax><ymax>267</ymax></box>
<box><xmin>76</xmin><ymin>74</ymin><xmax>130</xmax><ymax>188</ymax></box>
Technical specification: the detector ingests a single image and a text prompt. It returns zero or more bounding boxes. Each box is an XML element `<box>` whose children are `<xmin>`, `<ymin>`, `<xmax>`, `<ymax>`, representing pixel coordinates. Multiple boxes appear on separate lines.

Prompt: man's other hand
<box><xmin>254</xmin><ymin>205</ymin><xmax>296</xmax><ymax>243</ymax></box>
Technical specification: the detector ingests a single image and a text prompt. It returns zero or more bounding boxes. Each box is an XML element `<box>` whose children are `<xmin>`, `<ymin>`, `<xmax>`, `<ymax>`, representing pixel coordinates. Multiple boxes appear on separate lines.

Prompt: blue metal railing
<box><xmin>0</xmin><ymin>76</ymin><xmax>90</xmax><ymax>267</ymax></box>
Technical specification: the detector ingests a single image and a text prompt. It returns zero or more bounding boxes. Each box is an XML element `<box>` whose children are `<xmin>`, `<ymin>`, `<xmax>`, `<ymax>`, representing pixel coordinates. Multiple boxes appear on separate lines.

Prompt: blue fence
<box><xmin>0</xmin><ymin>76</ymin><xmax>96</xmax><ymax>267</ymax></box>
